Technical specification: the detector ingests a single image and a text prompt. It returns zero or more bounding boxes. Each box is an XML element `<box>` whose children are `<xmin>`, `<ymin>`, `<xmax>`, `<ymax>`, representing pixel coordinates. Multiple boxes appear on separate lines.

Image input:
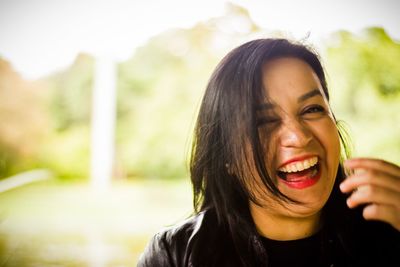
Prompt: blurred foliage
<box><xmin>326</xmin><ymin>27</ymin><xmax>400</xmax><ymax>164</ymax></box>
<box><xmin>46</xmin><ymin>54</ymin><xmax>94</xmax><ymax>132</ymax></box>
<box><xmin>41</xmin><ymin>54</ymin><xmax>94</xmax><ymax>179</ymax></box>
<box><xmin>0</xmin><ymin>4</ymin><xmax>399</xmax><ymax>180</ymax></box>
<box><xmin>0</xmin><ymin>60</ymin><xmax>50</xmax><ymax>175</ymax></box>
<box><xmin>115</xmin><ymin>3</ymin><xmax>260</xmax><ymax>179</ymax></box>
<box><xmin>0</xmin><ymin>54</ymin><xmax>93</xmax><ymax>179</ymax></box>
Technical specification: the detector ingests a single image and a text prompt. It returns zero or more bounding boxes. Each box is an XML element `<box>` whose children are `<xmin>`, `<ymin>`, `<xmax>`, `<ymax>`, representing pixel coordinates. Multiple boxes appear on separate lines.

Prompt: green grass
<box><xmin>0</xmin><ymin>179</ymin><xmax>193</xmax><ymax>266</ymax></box>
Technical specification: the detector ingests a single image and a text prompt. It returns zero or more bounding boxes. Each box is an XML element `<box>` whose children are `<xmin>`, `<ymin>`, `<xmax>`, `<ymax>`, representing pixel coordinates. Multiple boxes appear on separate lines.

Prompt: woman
<box><xmin>138</xmin><ymin>38</ymin><xmax>400</xmax><ymax>266</ymax></box>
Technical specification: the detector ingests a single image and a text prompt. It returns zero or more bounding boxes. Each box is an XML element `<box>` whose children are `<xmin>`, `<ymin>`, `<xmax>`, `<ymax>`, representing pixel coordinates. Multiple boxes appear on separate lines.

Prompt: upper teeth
<box><xmin>278</xmin><ymin>156</ymin><xmax>318</xmax><ymax>173</ymax></box>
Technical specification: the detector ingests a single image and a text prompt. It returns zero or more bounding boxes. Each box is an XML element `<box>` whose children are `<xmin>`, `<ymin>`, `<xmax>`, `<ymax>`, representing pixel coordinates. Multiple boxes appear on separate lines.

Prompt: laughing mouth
<box><xmin>277</xmin><ymin>156</ymin><xmax>320</xmax><ymax>182</ymax></box>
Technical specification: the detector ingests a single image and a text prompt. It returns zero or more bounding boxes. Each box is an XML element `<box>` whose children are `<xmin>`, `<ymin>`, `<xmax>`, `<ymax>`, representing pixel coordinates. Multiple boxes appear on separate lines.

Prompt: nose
<box><xmin>279</xmin><ymin>118</ymin><xmax>313</xmax><ymax>148</ymax></box>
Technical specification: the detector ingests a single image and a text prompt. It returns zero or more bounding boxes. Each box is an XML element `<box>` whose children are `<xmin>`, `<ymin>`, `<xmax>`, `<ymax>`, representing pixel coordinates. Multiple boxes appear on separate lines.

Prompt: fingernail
<box><xmin>346</xmin><ymin>197</ymin><xmax>353</xmax><ymax>208</ymax></box>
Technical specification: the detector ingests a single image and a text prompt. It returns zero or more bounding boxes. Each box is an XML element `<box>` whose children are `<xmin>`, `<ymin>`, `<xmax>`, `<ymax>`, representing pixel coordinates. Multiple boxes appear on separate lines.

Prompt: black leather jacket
<box><xmin>138</xmin><ymin>209</ymin><xmax>400</xmax><ymax>267</ymax></box>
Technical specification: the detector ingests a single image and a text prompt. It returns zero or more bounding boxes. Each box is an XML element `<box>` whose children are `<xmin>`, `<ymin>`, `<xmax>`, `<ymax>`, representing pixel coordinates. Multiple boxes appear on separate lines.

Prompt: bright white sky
<box><xmin>0</xmin><ymin>0</ymin><xmax>398</xmax><ymax>79</ymax></box>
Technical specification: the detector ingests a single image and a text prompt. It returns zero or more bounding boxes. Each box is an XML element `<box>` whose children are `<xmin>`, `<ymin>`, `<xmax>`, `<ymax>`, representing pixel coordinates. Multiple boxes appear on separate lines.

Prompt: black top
<box><xmin>138</xmin><ymin>208</ymin><xmax>400</xmax><ymax>267</ymax></box>
<box><xmin>261</xmin><ymin>231</ymin><xmax>324</xmax><ymax>267</ymax></box>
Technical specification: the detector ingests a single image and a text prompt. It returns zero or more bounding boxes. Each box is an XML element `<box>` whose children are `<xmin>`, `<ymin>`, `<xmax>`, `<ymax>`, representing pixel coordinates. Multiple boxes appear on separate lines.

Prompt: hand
<box><xmin>339</xmin><ymin>158</ymin><xmax>400</xmax><ymax>231</ymax></box>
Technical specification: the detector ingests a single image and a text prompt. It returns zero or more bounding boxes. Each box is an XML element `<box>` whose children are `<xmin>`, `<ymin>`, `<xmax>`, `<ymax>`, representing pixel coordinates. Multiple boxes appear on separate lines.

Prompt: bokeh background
<box><xmin>0</xmin><ymin>0</ymin><xmax>399</xmax><ymax>266</ymax></box>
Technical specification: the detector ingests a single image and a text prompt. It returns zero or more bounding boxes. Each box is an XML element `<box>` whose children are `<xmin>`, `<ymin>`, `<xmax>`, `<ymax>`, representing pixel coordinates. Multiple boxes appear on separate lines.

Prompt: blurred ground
<box><xmin>0</xmin><ymin>179</ymin><xmax>192</xmax><ymax>266</ymax></box>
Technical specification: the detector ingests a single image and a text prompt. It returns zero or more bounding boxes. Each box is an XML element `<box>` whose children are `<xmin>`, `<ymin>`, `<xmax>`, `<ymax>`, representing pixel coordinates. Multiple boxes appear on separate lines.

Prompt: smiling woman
<box><xmin>138</xmin><ymin>38</ymin><xmax>400</xmax><ymax>267</ymax></box>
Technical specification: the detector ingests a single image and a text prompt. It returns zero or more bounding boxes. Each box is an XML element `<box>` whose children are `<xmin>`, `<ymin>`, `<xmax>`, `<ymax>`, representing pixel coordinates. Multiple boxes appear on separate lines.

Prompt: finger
<box><xmin>346</xmin><ymin>185</ymin><xmax>400</xmax><ymax>209</ymax></box>
<box><xmin>363</xmin><ymin>204</ymin><xmax>400</xmax><ymax>231</ymax></box>
<box><xmin>344</xmin><ymin>158</ymin><xmax>400</xmax><ymax>177</ymax></box>
<box><xmin>340</xmin><ymin>171</ymin><xmax>400</xmax><ymax>194</ymax></box>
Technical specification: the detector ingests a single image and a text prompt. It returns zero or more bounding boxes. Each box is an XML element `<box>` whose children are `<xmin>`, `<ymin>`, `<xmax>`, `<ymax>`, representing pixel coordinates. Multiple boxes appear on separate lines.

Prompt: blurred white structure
<box><xmin>90</xmin><ymin>57</ymin><xmax>116</xmax><ymax>191</ymax></box>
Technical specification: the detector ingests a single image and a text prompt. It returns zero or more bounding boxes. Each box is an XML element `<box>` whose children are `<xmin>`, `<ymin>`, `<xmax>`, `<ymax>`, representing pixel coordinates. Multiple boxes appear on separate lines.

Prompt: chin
<box><xmin>283</xmin><ymin>199</ymin><xmax>327</xmax><ymax>218</ymax></box>
<box><xmin>279</xmin><ymin>181</ymin><xmax>334</xmax><ymax>217</ymax></box>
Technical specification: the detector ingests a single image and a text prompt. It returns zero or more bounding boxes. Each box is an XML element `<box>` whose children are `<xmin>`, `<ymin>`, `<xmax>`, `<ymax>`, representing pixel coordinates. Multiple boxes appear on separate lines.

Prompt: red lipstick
<box><xmin>280</xmin><ymin>170</ymin><xmax>320</xmax><ymax>189</ymax></box>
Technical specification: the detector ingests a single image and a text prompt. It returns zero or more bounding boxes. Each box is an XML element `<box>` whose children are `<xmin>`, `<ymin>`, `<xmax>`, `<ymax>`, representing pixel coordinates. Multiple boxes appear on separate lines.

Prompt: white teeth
<box><xmin>278</xmin><ymin>156</ymin><xmax>318</xmax><ymax>173</ymax></box>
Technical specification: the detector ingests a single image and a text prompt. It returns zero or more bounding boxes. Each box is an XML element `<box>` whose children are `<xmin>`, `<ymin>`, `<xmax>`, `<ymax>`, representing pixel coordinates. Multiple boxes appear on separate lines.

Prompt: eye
<box><xmin>303</xmin><ymin>105</ymin><xmax>326</xmax><ymax>114</ymax></box>
<box><xmin>256</xmin><ymin>117</ymin><xmax>280</xmax><ymax>127</ymax></box>
<box><xmin>300</xmin><ymin>104</ymin><xmax>328</xmax><ymax>120</ymax></box>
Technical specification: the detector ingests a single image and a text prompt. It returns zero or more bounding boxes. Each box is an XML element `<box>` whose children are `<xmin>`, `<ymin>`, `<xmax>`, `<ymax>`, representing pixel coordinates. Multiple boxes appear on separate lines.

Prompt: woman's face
<box><xmin>252</xmin><ymin>57</ymin><xmax>340</xmax><ymax>218</ymax></box>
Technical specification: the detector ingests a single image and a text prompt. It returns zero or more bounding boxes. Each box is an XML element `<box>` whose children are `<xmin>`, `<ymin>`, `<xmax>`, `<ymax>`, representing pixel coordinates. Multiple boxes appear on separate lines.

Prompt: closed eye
<box><xmin>256</xmin><ymin>117</ymin><xmax>280</xmax><ymax>127</ymax></box>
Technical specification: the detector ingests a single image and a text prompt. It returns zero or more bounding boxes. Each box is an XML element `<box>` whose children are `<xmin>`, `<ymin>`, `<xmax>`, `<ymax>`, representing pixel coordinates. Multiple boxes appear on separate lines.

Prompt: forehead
<box><xmin>261</xmin><ymin>57</ymin><xmax>322</xmax><ymax>99</ymax></box>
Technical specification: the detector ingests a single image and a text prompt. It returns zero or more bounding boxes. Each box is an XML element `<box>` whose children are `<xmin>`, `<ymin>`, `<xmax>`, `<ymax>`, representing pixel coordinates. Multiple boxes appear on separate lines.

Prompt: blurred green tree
<box><xmin>326</xmin><ymin>27</ymin><xmax>400</xmax><ymax>164</ymax></box>
<box><xmin>45</xmin><ymin>53</ymin><xmax>94</xmax><ymax>132</ymax></box>
<box><xmin>39</xmin><ymin>54</ymin><xmax>94</xmax><ymax>179</ymax></box>
<box><xmin>116</xmin><ymin>3</ymin><xmax>260</xmax><ymax>179</ymax></box>
<box><xmin>0</xmin><ymin>59</ymin><xmax>50</xmax><ymax>177</ymax></box>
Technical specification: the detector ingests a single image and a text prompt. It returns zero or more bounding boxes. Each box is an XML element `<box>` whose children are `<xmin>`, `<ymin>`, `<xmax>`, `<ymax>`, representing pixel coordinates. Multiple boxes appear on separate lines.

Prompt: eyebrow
<box><xmin>297</xmin><ymin>89</ymin><xmax>322</xmax><ymax>103</ymax></box>
<box><xmin>256</xmin><ymin>89</ymin><xmax>322</xmax><ymax>110</ymax></box>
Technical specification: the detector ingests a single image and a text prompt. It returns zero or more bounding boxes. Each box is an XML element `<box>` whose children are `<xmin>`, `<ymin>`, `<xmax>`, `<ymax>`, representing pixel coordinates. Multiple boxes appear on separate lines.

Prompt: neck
<box><xmin>250</xmin><ymin>202</ymin><xmax>322</xmax><ymax>241</ymax></box>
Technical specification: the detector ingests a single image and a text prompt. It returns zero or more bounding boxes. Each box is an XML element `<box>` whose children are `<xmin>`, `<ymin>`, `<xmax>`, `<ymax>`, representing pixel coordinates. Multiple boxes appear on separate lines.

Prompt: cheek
<box><xmin>311</xmin><ymin>119</ymin><xmax>341</xmax><ymax>163</ymax></box>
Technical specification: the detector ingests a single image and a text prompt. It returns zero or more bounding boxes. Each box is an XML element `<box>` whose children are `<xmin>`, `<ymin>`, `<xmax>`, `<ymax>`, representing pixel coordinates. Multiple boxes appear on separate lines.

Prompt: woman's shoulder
<box><xmin>137</xmin><ymin>210</ymin><xmax>210</xmax><ymax>267</ymax></box>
